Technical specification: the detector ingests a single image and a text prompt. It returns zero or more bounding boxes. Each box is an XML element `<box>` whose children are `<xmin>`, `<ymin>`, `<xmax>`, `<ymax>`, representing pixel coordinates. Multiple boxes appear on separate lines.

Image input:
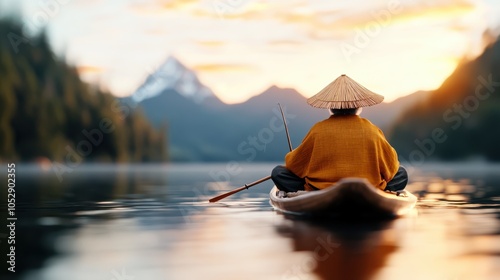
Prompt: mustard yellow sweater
<box><xmin>285</xmin><ymin>115</ymin><xmax>399</xmax><ymax>190</ymax></box>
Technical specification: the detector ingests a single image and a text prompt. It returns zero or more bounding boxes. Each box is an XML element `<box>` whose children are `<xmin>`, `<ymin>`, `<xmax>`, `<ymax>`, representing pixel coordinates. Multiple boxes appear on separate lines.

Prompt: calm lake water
<box><xmin>1</xmin><ymin>163</ymin><xmax>500</xmax><ymax>280</ymax></box>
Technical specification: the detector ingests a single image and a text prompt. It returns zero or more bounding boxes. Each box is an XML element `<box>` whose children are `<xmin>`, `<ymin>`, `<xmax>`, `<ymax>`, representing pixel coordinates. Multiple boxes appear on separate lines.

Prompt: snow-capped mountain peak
<box><xmin>132</xmin><ymin>56</ymin><xmax>214</xmax><ymax>104</ymax></box>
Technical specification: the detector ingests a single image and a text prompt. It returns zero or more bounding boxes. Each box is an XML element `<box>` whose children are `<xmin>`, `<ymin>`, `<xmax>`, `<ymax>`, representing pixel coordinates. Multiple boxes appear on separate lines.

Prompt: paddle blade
<box><xmin>208</xmin><ymin>186</ymin><xmax>247</xmax><ymax>203</ymax></box>
<box><xmin>208</xmin><ymin>175</ymin><xmax>272</xmax><ymax>203</ymax></box>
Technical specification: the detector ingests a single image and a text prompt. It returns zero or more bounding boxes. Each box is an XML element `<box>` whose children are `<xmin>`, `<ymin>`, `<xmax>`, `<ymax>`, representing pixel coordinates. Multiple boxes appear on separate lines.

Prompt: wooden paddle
<box><xmin>208</xmin><ymin>103</ymin><xmax>293</xmax><ymax>203</ymax></box>
<box><xmin>208</xmin><ymin>175</ymin><xmax>272</xmax><ymax>203</ymax></box>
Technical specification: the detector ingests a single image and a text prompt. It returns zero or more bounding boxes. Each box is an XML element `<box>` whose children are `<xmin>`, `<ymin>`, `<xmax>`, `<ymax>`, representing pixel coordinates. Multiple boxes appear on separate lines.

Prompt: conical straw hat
<box><xmin>307</xmin><ymin>74</ymin><xmax>384</xmax><ymax>109</ymax></box>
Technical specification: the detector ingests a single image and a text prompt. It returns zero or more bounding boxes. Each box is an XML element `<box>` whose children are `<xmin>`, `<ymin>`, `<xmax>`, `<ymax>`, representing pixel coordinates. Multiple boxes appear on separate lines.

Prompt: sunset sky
<box><xmin>2</xmin><ymin>0</ymin><xmax>500</xmax><ymax>103</ymax></box>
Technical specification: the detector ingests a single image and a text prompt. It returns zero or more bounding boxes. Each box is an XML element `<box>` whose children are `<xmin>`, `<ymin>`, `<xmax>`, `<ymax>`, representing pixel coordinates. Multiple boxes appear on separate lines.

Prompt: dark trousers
<box><xmin>271</xmin><ymin>165</ymin><xmax>408</xmax><ymax>192</ymax></box>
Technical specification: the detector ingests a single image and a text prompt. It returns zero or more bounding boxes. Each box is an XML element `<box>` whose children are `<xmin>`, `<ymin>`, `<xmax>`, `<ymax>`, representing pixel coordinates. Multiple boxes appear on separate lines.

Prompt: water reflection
<box><xmin>0</xmin><ymin>163</ymin><xmax>498</xmax><ymax>280</ymax></box>
<box><xmin>276</xmin><ymin>217</ymin><xmax>400</xmax><ymax>280</ymax></box>
<box><xmin>0</xmin><ymin>164</ymin><xmax>170</xmax><ymax>278</ymax></box>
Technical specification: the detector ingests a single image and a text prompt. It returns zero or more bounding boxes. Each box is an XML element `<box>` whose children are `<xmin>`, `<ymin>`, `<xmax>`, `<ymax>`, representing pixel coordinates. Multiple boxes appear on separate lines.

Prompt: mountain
<box><xmin>132</xmin><ymin>56</ymin><xmax>223</xmax><ymax>107</ymax></box>
<box><xmin>389</xmin><ymin>37</ymin><xmax>500</xmax><ymax>161</ymax></box>
<box><xmin>133</xmin><ymin>84</ymin><xmax>325</xmax><ymax>161</ymax></box>
<box><xmin>362</xmin><ymin>90</ymin><xmax>431</xmax><ymax>131</ymax></box>
<box><xmin>130</xmin><ymin>57</ymin><xmax>426</xmax><ymax>162</ymax></box>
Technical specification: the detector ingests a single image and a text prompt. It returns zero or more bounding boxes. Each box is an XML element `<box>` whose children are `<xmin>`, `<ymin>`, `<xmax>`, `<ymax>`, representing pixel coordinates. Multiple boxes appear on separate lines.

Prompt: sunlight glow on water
<box><xmin>2</xmin><ymin>163</ymin><xmax>499</xmax><ymax>280</ymax></box>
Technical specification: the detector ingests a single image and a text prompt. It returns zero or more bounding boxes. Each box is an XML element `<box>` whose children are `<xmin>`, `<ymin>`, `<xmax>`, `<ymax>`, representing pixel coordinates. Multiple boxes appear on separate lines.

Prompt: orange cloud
<box><xmin>279</xmin><ymin>12</ymin><xmax>314</xmax><ymax>24</ymax></box>
<box><xmin>188</xmin><ymin>0</ymin><xmax>478</xmax><ymax>41</ymax></box>
<box><xmin>77</xmin><ymin>65</ymin><xmax>104</xmax><ymax>75</ymax></box>
<box><xmin>192</xmin><ymin>8</ymin><xmax>263</xmax><ymax>20</ymax></box>
<box><xmin>192</xmin><ymin>63</ymin><xmax>256</xmax><ymax>73</ymax></box>
<box><xmin>190</xmin><ymin>1</ymin><xmax>275</xmax><ymax>20</ymax></box>
<box><xmin>129</xmin><ymin>0</ymin><xmax>198</xmax><ymax>15</ymax></box>
<box><xmin>385</xmin><ymin>0</ymin><xmax>476</xmax><ymax>26</ymax></box>
<box><xmin>161</xmin><ymin>0</ymin><xmax>198</xmax><ymax>10</ymax></box>
<box><xmin>283</xmin><ymin>0</ymin><xmax>477</xmax><ymax>38</ymax></box>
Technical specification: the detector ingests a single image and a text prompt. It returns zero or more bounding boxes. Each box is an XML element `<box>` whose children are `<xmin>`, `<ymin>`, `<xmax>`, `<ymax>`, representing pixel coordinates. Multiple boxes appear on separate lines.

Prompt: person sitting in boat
<box><xmin>271</xmin><ymin>74</ymin><xmax>408</xmax><ymax>193</ymax></box>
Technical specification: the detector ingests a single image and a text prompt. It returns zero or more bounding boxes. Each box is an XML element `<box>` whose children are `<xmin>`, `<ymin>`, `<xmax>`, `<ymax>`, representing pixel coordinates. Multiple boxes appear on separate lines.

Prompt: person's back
<box><xmin>285</xmin><ymin>114</ymin><xmax>398</xmax><ymax>190</ymax></box>
<box><xmin>271</xmin><ymin>74</ymin><xmax>408</xmax><ymax>193</ymax></box>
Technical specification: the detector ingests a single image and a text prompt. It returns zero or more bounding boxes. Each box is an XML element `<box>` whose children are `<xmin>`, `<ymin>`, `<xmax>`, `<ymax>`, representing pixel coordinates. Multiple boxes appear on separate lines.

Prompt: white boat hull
<box><xmin>269</xmin><ymin>178</ymin><xmax>417</xmax><ymax>217</ymax></box>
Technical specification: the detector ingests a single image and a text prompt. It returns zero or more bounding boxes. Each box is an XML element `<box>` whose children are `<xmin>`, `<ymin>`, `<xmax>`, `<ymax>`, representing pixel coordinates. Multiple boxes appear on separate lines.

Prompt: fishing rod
<box><xmin>278</xmin><ymin>103</ymin><xmax>293</xmax><ymax>151</ymax></box>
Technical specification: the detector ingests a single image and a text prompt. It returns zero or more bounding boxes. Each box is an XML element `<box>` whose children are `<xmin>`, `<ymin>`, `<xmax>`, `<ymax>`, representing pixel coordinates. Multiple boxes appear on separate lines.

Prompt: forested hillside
<box><xmin>0</xmin><ymin>19</ymin><xmax>167</xmax><ymax>163</ymax></box>
<box><xmin>389</xmin><ymin>36</ymin><xmax>500</xmax><ymax>161</ymax></box>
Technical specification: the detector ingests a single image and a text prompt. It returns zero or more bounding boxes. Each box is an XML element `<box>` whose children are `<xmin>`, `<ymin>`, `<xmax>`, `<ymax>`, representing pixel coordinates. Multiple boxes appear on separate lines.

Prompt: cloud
<box><xmin>191</xmin><ymin>5</ymin><xmax>264</xmax><ymax>20</ymax></box>
<box><xmin>196</xmin><ymin>40</ymin><xmax>226</xmax><ymax>47</ymax></box>
<box><xmin>191</xmin><ymin>63</ymin><xmax>257</xmax><ymax>73</ymax></box>
<box><xmin>448</xmin><ymin>22</ymin><xmax>473</xmax><ymax>33</ymax></box>
<box><xmin>186</xmin><ymin>0</ymin><xmax>479</xmax><ymax>42</ymax></box>
<box><xmin>77</xmin><ymin>65</ymin><xmax>104</xmax><ymax>75</ymax></box>
<box><xmin>385</xmin><ymin>0</ymin><xmax>477</xmax><ymax>26</ymax></box>
<box><xmin>144</xmin><ymin>27</ymin><xmax>170</xmax><ymax>36</ymax></box>
<box><xmin>161</xmin><ymin>0</ymin><xmax>198</xmax><ymax>10</ymax></box>
<box><xmin>187</xmin><ymin>1</ymin><xmax>301</xmax><ymax>21</ymax></box>
<box><xmin>72</xmin><ymin>0</ymin><xmax>105</xmax><ymax>8</ymax></box>
<box><xmin>129</xmin><ymin>3</ymin><xmax>165</xmax><ymax>15</ymax></box>
<box><xmin>267</xmin><ymin>40</ymin><xmax>304</xmax><ymax>46</ymax></box>
<box><xmin>129</xmin><ymin>0</ymin><xmax>198</xmax><ymax>15</ymax></box>
<box><xmin>285</xmin><ymin>0</ymin><xmax>478</xmax><ymax>40</ymax></box>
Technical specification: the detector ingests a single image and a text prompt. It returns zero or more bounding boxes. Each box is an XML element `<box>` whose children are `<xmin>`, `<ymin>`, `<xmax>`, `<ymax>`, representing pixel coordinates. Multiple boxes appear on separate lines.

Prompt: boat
<box><xmin>269</xmin><ymin>178</ymin><xmax>417</xmax><ymax>217</ymax></box>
